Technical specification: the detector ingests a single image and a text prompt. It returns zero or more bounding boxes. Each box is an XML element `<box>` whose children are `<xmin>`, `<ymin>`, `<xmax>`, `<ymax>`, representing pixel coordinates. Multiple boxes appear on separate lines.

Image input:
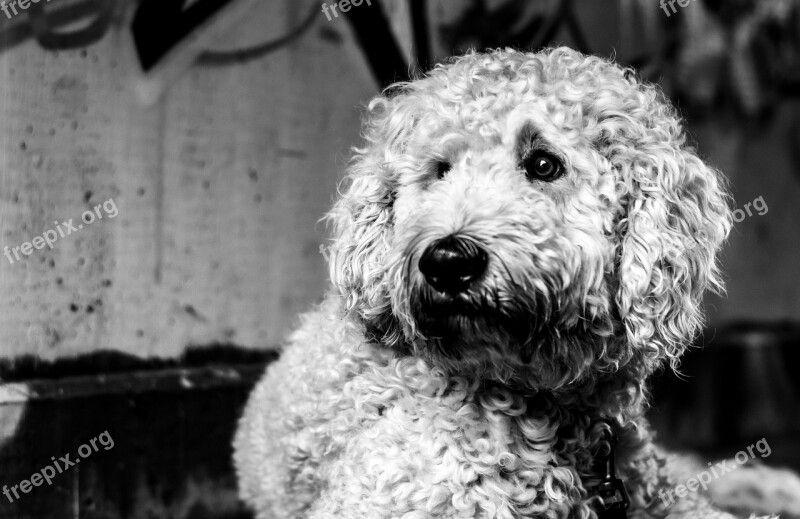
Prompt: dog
<box><xmin>233</xmin><ymin>47</ymin><xmax>794</xmax><ymax>519</ymax></box>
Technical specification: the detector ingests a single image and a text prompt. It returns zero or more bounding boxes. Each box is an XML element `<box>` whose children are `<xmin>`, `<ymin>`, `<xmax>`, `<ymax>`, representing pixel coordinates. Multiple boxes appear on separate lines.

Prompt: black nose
<box><xmin>419</xmin><ymin>236</ymin><xmax>488</xmax><ymax>295</ymax></box>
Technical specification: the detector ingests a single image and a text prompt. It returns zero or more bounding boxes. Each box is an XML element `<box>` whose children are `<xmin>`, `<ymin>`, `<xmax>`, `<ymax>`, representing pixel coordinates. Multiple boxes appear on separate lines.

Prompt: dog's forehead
<box><xmin>408</xmin><ymin>90</ymin><xmax>585</xmax><ymax>153</ymax></box>
<box><xmin>502</xmin><ymin>102</ymin><xmax>584</xmax><ymax>147</ymax></box>
<box><xmin>401</xmin><ymin>52</ymin><xmax>638</xmax><ymax>152</ymax></box>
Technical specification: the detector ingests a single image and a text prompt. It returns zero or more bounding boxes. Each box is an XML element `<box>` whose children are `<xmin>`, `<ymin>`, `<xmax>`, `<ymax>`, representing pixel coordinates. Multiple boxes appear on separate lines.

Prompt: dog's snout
<box><xmin>419</xmin><ymin>236</ymin><xmax>487</xmax><ymax>294</ymax></box>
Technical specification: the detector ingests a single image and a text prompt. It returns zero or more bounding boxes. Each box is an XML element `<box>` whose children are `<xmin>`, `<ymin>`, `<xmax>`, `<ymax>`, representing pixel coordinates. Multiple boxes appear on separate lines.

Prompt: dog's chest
<box><xmin>321</xmin><ymin>365</ymin><xmax>599</xmax><ymax>517</ymax></box>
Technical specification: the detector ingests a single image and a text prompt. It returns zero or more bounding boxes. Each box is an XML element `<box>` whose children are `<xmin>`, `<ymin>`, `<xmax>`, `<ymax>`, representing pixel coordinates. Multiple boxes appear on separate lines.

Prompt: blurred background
<box><xmin>0</xmin><ymin>0</ymin><xmax>798</xmax><ymax>517</ymax></box>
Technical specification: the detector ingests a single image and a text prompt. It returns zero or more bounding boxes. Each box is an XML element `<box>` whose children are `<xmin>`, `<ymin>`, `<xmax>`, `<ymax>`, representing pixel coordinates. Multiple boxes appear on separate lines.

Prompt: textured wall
<box><xmin>0</xmin><ymin>0</ymin><xmax>378</xmax><ymax>359</ymax></box>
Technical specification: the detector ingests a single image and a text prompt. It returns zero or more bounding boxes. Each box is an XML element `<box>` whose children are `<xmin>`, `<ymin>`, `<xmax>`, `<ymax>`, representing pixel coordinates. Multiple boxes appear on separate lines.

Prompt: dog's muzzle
<box><xmin>418</xmin><ymin>235</ymin><xmax>488</xmax><ymax>295</ymax></box>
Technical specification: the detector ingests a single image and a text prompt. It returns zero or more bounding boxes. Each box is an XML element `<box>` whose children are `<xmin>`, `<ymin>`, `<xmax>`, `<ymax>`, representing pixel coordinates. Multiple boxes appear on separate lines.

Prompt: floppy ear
<box><xmin>609</xmin><ymin>97</ymin><xmax>732</xmax><ymax>375</ymax></box>
<box><xmin>326</xmin><ymin>92</ymin><xmax>418</xmax><ymax>342</ymax></box>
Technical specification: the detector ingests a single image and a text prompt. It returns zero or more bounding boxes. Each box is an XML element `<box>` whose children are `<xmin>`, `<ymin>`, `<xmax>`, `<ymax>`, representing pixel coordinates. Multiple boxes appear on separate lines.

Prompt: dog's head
<box><xmin>327</xmin><ymin>48</ymin><xmax>731</xmax><ymax>396</ymax></box>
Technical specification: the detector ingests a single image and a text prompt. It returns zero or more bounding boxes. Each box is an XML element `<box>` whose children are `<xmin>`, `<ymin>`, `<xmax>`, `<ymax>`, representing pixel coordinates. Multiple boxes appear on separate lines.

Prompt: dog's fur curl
<box><xmin>233</xmin><ymin>48</ymin><xmax>770</xmax><ymax>519</ymax></box>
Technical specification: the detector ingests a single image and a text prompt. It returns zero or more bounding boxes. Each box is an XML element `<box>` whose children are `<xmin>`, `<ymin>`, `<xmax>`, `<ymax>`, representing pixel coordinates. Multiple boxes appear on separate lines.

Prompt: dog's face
<box><xmin>386</xmin><ymin>105</ymin><xmax>616</xmax><ymax>387</ymax></box>
<box><xmin>328</xmin><ymin>48</ymin><xmax>731</xmax><ymax>392</ymax></box>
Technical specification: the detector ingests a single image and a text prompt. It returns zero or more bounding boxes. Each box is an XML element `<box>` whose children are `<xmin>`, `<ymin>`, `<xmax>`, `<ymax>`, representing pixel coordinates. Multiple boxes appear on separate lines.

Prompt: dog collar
<box><xmin>588</xmin><ymin>424</ymin><xmax>630</xmax><ymax>519</ymax></box>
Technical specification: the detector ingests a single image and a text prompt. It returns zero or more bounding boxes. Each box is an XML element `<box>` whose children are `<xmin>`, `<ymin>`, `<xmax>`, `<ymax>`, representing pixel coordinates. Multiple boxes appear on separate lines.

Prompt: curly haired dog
<box><xmin>233</xmin><ymin>48</ymin><xmax>788</xmax><ymax>518</ymax></box>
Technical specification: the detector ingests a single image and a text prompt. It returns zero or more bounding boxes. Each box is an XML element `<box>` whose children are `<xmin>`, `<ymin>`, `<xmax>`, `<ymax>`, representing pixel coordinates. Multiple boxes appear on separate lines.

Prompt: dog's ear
<box><xmin>608</xmin><ymin>92</ymin><xmax>732</xmax><ymax>375</ymax></box>
<box><xmin>326</xmin><ymin>93</ymin><xmax>417</xmax><ymax>336</ymax></box>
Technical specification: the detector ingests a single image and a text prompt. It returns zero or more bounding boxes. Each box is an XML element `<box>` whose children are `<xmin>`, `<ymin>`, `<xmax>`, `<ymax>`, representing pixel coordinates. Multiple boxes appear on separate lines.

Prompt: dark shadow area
<box><xmin>0</xmin><ymin>346</ymin><xmax>276</xmax><ymax>519</ymax></box>
<box><xmin>649</xmin><ymin>322</ymin><xmax>800</xmax><ymax>469</ymax></box>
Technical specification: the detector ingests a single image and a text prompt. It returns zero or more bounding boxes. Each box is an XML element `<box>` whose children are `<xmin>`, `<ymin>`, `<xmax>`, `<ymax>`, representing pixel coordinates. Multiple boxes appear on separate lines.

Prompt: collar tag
<box><xmin>592</xmin><ymin>426</ymin><xmax>630</xmax><ymax>519</ymax></box>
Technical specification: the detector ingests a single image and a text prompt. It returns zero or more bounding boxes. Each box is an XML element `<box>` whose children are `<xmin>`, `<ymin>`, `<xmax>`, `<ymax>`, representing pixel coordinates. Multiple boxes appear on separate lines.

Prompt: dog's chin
<box><xmin>412</xmin><ymin>286</ymin><xmax>533</xmax><ymax>361</ymax></box>
<box><xmin>407</xmin><ymin>288</ymin><xmax>595</xmax><ymax>390</ymax></box>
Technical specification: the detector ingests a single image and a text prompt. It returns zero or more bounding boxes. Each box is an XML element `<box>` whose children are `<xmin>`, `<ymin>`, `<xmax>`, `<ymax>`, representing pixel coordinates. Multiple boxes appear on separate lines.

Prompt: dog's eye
<box><xmin>435</xmin><ymin>160</ymin><xmax>451</xmax><ymax>179</ymax></box>
<box><xmin>521</xmin><ymin>151</ymin><xmax>563</xmax><ymax>182</ymax></box>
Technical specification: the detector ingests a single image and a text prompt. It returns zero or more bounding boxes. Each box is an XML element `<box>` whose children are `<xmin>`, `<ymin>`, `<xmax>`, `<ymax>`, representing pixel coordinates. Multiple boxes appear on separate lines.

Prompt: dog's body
<box><xmin>235</xmin><ymin>296</ymin><xmax>732</xmax><ymax>518</ymax></box>
<box><xmin>235</xmin><ymin>296</ymin><xmax>738</xmax><ymax>519</ymax></box>
<box><xmin>234</xmin><ymin>48</ymin><xmax>788</xmax><ymax>518</ymax></box>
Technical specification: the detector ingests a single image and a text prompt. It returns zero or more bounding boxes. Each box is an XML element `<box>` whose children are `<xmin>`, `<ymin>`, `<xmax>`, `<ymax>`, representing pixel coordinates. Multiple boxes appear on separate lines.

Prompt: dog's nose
<box><xmin>419</xmin><ymin>236</ymin><xmax>488</xmax><ymax>295</ymax></box>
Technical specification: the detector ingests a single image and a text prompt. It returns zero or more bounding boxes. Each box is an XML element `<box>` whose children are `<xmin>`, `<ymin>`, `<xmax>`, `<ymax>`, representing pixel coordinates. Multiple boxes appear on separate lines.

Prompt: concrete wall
<box><xmin>0</xmin><ymin>0</ymin><xmax>378</xmax><ymax>359</ymax></box>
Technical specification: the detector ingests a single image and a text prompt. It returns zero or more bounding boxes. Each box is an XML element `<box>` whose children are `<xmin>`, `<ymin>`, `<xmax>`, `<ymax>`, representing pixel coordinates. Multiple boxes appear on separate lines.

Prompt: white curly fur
<box><xmin>232</xmin><ymin>47</ymin><xmax>759</xmax><ymax>519</ymax></box>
